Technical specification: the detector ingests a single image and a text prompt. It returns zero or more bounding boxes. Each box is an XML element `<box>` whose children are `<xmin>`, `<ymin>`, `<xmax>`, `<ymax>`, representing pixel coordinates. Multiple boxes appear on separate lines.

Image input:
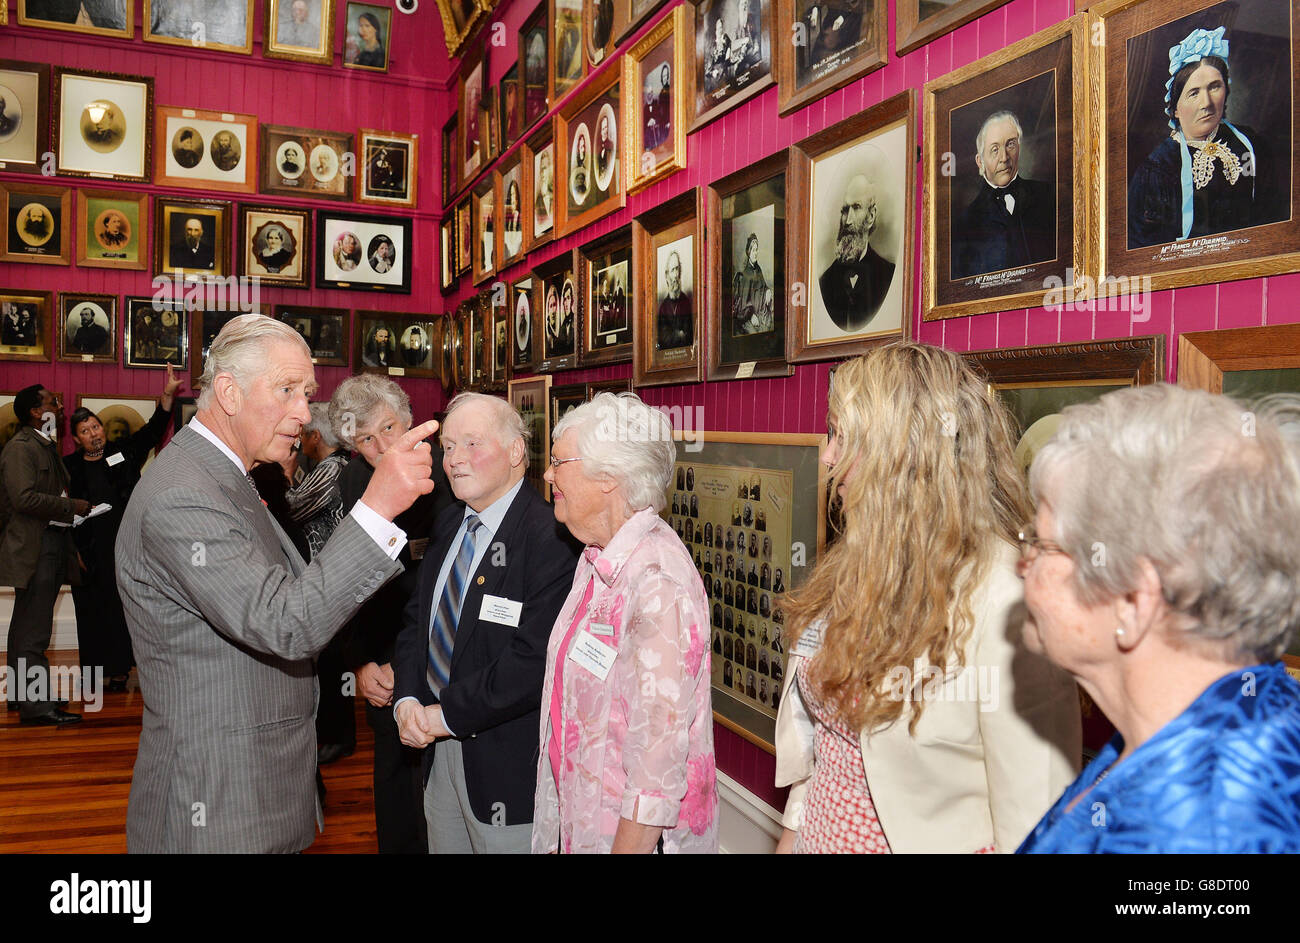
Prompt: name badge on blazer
<box><xmin>791</xmin><ymin>622</ymin><xmax>823</xmax><ymax>659</ymax></box>
<box><xmin>568</xmin><ymin>629</ymin><xmax>616</xmax><ymax>681</ymax></box>
<box><xmin>479</xmin><ymin>594</ymin><xmax>522</xmax><ymax>627</ymax></box>
<box><xmin>106</xmin><ymin>452</ymin><xmax>125</xmax><ymax>467</ymax></box>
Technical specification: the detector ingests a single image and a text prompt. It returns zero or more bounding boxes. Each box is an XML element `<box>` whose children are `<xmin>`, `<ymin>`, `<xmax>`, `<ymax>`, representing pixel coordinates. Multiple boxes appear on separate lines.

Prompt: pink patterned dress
<box><xmin>532</xmin><ymin>508</ymin><xmax>718</xmax><ymax>853</ymax></box>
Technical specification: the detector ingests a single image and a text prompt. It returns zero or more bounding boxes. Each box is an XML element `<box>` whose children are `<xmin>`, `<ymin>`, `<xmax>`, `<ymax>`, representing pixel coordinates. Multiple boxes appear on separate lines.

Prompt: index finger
<box><xmin>399</xmin><ymin>419</ymin><xmax>440</xmax><ymax>449</ymax></box>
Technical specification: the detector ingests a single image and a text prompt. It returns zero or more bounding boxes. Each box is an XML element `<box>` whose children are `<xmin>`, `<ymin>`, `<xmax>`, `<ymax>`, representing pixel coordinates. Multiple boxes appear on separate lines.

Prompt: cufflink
<box><xmin>388</xmin><ymin>537</ymin><xmax>397</xmax><ymax>547</ymax></box>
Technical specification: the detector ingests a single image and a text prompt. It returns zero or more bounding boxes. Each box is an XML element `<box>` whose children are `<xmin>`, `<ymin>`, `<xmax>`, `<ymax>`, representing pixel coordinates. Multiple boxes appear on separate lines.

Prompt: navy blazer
<box><xmin>393</xmin><ymin>481</ymin><xmax>580</xmax><ymax>826</ymax></box>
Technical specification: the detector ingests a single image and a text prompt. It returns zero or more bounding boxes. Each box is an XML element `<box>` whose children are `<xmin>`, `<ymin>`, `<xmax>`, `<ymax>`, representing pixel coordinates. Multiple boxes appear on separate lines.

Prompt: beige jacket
<box><xmin>775</xmin><ymin>541</ymin><xmax>1080</xmax><ymax>853</ymax></box>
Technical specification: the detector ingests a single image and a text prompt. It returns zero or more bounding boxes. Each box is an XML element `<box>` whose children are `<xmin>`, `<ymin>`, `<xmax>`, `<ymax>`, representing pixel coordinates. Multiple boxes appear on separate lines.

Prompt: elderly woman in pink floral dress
<box><xmin>533</xmin><ymin>392</ymin><xmax>717</xmax><ymax>853</ymax></box>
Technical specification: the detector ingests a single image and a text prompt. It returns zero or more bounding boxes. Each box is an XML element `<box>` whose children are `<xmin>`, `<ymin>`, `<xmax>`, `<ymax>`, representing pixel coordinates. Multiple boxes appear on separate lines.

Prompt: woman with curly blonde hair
<box><xmin>774</xmin><ymin>342</ymin><xmax>1080</xmax><ymax>854</ymax></box>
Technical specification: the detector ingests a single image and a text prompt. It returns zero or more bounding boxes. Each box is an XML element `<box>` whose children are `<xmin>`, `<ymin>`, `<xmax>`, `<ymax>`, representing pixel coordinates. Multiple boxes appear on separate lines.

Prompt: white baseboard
<box><xmin>717</xmin><ymin>770</ymin><xmax>783</xmax><ymax>854</ymax></box>
<box><xmin>0</xmin><ymin>587</ymin><xmax>80</xmax><ymax>652</ymax></box>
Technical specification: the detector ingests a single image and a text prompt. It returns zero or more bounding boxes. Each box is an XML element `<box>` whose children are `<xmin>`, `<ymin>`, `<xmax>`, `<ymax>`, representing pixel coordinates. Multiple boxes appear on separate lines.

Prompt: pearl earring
<box><xmin>1115</xmin><ymin>627</ymin><xmax>1125</xmax><ymax>638</ymax></box>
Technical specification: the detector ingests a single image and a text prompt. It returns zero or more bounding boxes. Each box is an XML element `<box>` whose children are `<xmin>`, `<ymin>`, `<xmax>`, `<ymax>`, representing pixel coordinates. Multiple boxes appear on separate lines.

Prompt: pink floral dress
<box><xmin>532</xmin><ymin>508</ymin><xmax>718</xmax><ymax>853</ymax></box>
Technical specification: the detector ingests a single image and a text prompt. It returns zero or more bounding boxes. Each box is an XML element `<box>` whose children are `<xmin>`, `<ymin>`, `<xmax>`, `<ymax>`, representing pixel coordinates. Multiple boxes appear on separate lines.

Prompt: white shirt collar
<box><xmin>465</xmin><ymin>477</ymin><xmax>525</xmax><ymax>537</ymax></box>
<box><xmin>190</xmin><ymin>416</ymin><xmax>247</xmax><ymax>474</ymax></box>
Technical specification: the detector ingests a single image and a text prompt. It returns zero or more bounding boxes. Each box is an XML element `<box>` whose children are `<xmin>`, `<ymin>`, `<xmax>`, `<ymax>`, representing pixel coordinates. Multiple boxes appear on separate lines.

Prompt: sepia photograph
<box><xmin>261</xmin><ymin>125</ymin><xmax>352</xmax><ymax>200</ymax></box>
<box><xmin>124</xmin><ymin>297</ymin><xmax>186</xmax><ymax>369</ymax></box>
<box><xmin>19</xmin><ymin>0</ymin><xmax>131</xmax><ymax>36</ymax></box>
<box><xmin>522</xmin><ymin>2</ymin><xmax>549</xmax><ymax>130</ymax></box>
<box><xmin>240</xmin><ymin>205</ymin><xmax>309</xmax><ymax>287</ymax></box>
<box><xmin>0</xmin><ymin>60</ymin><xmax>51</xmax><ymax>176</ymax></box>
<box><xmin>274</xmin><ymin>305</ymin><xmax>347</xmax><ymax>365</ymax></box>
<box><xmin>0</xmin><ymin>290</ymin><xmax>52</xmax><ymax>363</ymax></box>
<box><xmin>156</xmin><ymin>108</ymin><xmax>257</xmax><ymax>194</ymax></box>
<box><xmin>625</xmin><ymin>7</ymin><xmax>688</xmax><ymax>194</ymax></box>
<box><xmin>500</xmin><ymin>159</ymin><xmax>525</xmax><ymax>263</ymax></box>
<box><xmin>58</xmin><ymin>292</ymin><xmax>116</xmax><ymax>363</ymax></box>
<box><xmin>358</xmin><ymin>129</ymin><xmax>417</xmax><ymax>207</ymax></box>
<box><xmin>691</xmin><ymin>0</ymin><xmax>773</xmax><ymax>131</ymax></box>
<box><xmin>775</xmin><ymin>0</ymin><xmax>887</xmax><ymax>116</ymax></box>
<box><xmin>156</xmin><ymin>198</ymin><xmax>229</xmax><ymax>277</ymax></box>
<box><xmin>513</xmin><ymin>277</ymin><xmax>536</xmax><ymax>370</ymax></box>
<box><xmin>1</xmin><ymin>182</ymin><xmax>70</xmax><ymax>265</ymax></box>
<box><xmin>558</xmin><ymin>70</ymin><xmax>624</xmax><ymax>236</ymax></box>
<box><xmin>579</xmin><ymin>227</ymin><xmax>633</xmax><ymax>366</ymax></box>
<box><xmin>633</xmin><ymin>189</ymin><xmax>701</xmax><ymax>385</ymax></box>
<box><xmin>78</xmin><ymin>189</ymin><xmax>147</xmax><ymax>270</ymax></box>
<box><xmin>552</xmin><ymin>0</ymin><xmax>585</xmax><ymax>101</ymax></box>
<box><xmin>460</xmin><ymin>54</ymin><xmax>486</xmax><ymax>184</ymax></box>
<box><xmin>145</xmin><ymin>0</ymin><xmax>253</xmax><ymax>53</ymax></box>
<box><xmin>533</xmin><ymin>139</ymin><xmax>556</xmax><ymax>241</ymax></box>
<box><xmin>343</xmin><ymin>2</ymin><xmax>391</xmax><ymax>70</ymax></box>
<box><xmin>473</xmin><ymin>177</ymin><xmax>497</xmax><ymax>284</ymax></box>
<box><xmin>536</xmin><ymin>253</ymin><xmax>579</xmax><ymax>370</ymax></box>
<box><xmin>55</xmin><ymin>69</ymin><xmax>153</xmax><ymax>182</ymax></box>
<box><xmin>316</xmin><ymin>211</ymin><xmax>412</xmax><ymax>292</ymax></box>
<box><xmin>359</xmin><ymin>318</ymin><xmax>397</xmax><ymax>368</ymax></box>
<box><xmin>584</xmin><ymin>0</ymin><xmax>620</xmax><ymax>66</ymax></box>
<box><xmin>265</xmin><ymin>0</ymin><xmax>335</xmax><ymax>64</ymax></box>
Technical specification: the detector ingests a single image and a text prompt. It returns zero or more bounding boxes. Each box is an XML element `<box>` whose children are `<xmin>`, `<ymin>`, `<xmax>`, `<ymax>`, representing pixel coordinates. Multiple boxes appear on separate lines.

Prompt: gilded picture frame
<box><xmin>622</xmin><ymin>4</ymin><xmax>689</xmax><ymax>195</ymax></box>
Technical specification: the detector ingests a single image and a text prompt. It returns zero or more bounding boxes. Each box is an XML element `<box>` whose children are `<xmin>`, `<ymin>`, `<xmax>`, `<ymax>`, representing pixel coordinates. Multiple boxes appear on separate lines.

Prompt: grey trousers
<box><xmin>7</xmin><ymin>530</ymin><xmax>67</xmax><ymax>719</ymax></box>
<box><xmin>424</xmin><ymin>736</ymin><xmax>532</xmax><ymax>854</ymax></box>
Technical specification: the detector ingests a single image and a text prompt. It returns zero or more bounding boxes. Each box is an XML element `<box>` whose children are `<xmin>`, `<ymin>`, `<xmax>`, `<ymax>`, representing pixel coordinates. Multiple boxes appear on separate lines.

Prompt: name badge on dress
<box><xmin>479</xmin><ymin>594</ymin><xmax>522</xmax><ymax>627</ymax></box>
<box><xmin>106</xmin><ymin>452</ymin><xmax>125</xmax><ymax>467</ymax></box>
<box><xmin>791</xmin><ymin>622</ymin><xmax>823</xmax><ymax>659</ymax></box>
<box><xmin>569</xmin><ymin>629</ymin><xmax>616</xmax><ymax>681</ymax></box>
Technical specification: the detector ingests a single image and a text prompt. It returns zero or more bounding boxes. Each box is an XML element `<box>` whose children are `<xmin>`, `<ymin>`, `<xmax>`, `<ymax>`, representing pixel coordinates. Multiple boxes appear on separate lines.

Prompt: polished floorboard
<box><xmin>0</xmin><ymin>652</ymin><xmax>381</xmax><ymax>854</ymax></box>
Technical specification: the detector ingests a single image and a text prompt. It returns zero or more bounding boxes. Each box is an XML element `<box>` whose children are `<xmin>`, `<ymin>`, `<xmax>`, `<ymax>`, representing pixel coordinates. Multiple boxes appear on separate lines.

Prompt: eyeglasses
<box><xmin>1017</xmin><ymin>526</ymin><xmax>1067</xmax><ymax>564</ymax></box>
<box><xmin>549</xmin><ymin>455</ymin><xmax>582</xmax><ymax>469</ymax></box>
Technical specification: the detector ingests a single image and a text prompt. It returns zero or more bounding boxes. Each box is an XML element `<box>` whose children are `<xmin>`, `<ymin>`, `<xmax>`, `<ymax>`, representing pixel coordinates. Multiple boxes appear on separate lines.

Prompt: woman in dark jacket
<box><xmin>64</xmin><ymin>365</ymin><xmax>183</xmax><ymax>691</ymax></box>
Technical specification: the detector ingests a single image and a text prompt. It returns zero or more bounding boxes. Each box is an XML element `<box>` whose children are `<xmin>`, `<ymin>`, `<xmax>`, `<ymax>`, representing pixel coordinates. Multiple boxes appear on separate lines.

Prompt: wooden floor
<box><xmin>0</xmin><ymin>652</ymin><xmax>381</xmax><ymax>854</ymax></box>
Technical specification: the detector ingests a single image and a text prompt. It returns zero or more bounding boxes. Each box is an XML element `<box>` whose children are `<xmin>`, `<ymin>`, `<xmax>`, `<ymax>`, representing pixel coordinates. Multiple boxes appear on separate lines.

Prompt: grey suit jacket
<box><xmin>115</xmin><ymin>425</ymin><xmax>402</xmax><ymax>853</ymax></box>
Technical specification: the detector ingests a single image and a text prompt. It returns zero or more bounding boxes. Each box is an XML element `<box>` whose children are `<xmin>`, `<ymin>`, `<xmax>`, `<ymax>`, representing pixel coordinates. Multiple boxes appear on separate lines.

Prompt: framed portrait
<box><xmin>459</xmin><ymin>50</ymin><xmax>487</xmax><ymax>186</ymax></box>
<box><xmin>0</xmin><ymin>289</ymin><xmax>52</xmax><ymax>363</ymax></box>
<box><xmin>18</xmin><ymin>0</ymin><xmax>131</xmax><ymax>37</ymax></box>
<box><xmin>191</xmin><ymin>308</ymin><xmax>244</xmax><ymax>385</ymax></box>
<box><xmin>442</xmin><ymin>114</ymin><xmax>459</xmax><ymax>209</ymax></box>
<box><xmin>436</xmin><ymin>0</ymin><xmax>484</xmax><ymax>56</ymax></box>
<box><xmin>774</xmin><ymin>0</ymin><xmax>886</xmax><ymax>116</ymax></box>
<box><xmin>77</xmin><ymin>189</ymin><xmax>148</xmax><ymax>270</ymax></box>
<box><xmin>1179</xmin><ymin>323</ymin><xmax>1300</xmax><ymax>397</ymax></box>
<box><xmin>239</xmin><ymin>204</ymin><xmax>310</xmax><ymax>287</ymax></box>
<box><xmin>76</xmin><ymin>396</ymin><xmax>163</xmax><ymax>465</ymax></box>
<box><xmin>440</xmin><ymin>216</ymin><xmax>458</xmax><ymax>292</ymax></box>
<box><xmin>343</xmin><ymin>2</ymin><xmax>392</xmax><ymax>71</ymax></box>
<box><xmin>896</xmin><ymin>0</ymin><xmax>1011</xmax><ymax>56</ymax></box>
<box><xmin>355</xmin><ymin>311</ymin><xmax>442</xmax><ymax>379</ymax></box>
<box><xmin>1</xmin><ymin>182</ymin><xmax>71</xmax><ymax>265</ymax></box>
<box><xmin>155</xmin><ymin>198</ymin><xmax>230</xmax><ymax>278</ymax></box>
<box><xmin>144</xmin><ymin>0</ymin><xmax>253</xmax><ymax>53</ymax></box>
<box><xmin>689</xmin><ymin>0</ymin><xmax>774</xmax><ymax>132</ymax></box>
<box><xmin>488</xmin><ymin>295</ymin><xmax>511</xmax><ymax>390</ymax></box>
<box><xmin>922</xmin><ymin>17</ymin><xmax>1086</xmax><ymax>321</ymax></box>
<box><xmin>525</xmin><ymin>123</ymin><xmax>557</xmax><ymax>250</ymax></box>
<box><xmin>472</xmin><ymin>174</ymin><xmax>499</xmax><ymax>285</ymax></box>
<box><xmin>549</xmin><ymin>381</ymin><xmax>587</xmax><ymax>430</ymax></box>
<box><xmin>511</xmin><ymin>275</ymin><xmax>539</xmax><ymax>371</ymax></box>
<box><xmin>498</xmin><ymin>154</ymin><xmax>527</xmax><ymax>268</ymax></box>
<box><xmin>455</xmin><ymin>195</ymin><xmax>473</xmax><ymax>274</ymax></box>
<box><xmin>171</xmin><ymin>395</ymin><xmax>198</xmax><ymax>433</ymax></box>
<box><xmin>274</xmin><ymin>305</ymin><xmax>348</xmax><ymax>366</ymax></box>
<box><xmin>968</xmin><ymin>335</ymin><xmax>1163</xmax><ymax>480</ymax></box>
<box><xmin>556</xmin><ymin>67</ymin><xmax>624</xmax><ymax>236</ymax></box>
<box><xmin>789</xmin><ymin>91</ymin><xmax>914</xmax><ymax>363</ymax></box>
<box><xmin>623</xmin><ymin>5</ymin><xmax>689</xmax><ymax>194</ymax></box>
<box><xmin>1091</xmin><ymin>0</ymin><xmax>1300</xmax><ymax>293</ymax></box>
<box><xmin>452</xmin><ymin>301</ymin><xmax>480</xmax><ymax>390</ymax></box>
<box><xmin>481</xmin><ymin>85</ymin><xmax>501</xmax><ymax>164</ymax></box>
<box><xmin>521</xmin><ymin>2</ymin><xmax>550</xmax><ymax>132</ymax></box>
<box><xmin>707</xmin><ymin>148</ymin><xmax>794</xmax><ymax>381</ymax></box>
<box><xmin>265</xmin><ymin>0</ymin><xmax>336</xmax><ymax>64</ymax></box>
<box><xmin>583</xmin><ymin>0</ymin><xmax>624</xmax><ymax>68</ymax></box>
<box><xmin>534</xmin><ymin>248</ymin><xmax>581</xmax><ymax>371</ymax></box>
<box><xmin>155</xmin><ymin>107</ymin><xmax>257</xmax><ymax>194</ymax></box>
<box><xmin>316</xmin><ymin>210</ymin><xmax>413</xmax><ymax>293</ymax></box>
<box><xmin>586</xmin><ymin>376</ymin><xmax>631</xmax><ymax>397</ymax></box>
<box><xmin>578</xmin><ymin>224</ymin><xmax>633</xmax><ymax>367</ymax></box>
<box><xmin>441</xmin><ymin>310</ymin><xmax>462</xmax><ymax>391</ymax></box>
<box><xmin>501</xmin><ymin>63</ymin><xmax>524</xmax><ymax>151</ymax></box>
<box><xmin>509</xmin><ymin>374</ymin><xmax>553</xmax><ymax>498</ymax></box>
<box><xmin>54</xmin><ymin>69</ymin><xmax>154</xmax><ymax>182</ymax></box>
<box><xmin>57</xmin><ymin>293</ymin><xmax>116</xmax><ymax>364</ymax></box>
<box><xmin>0</xmin><ymin>60</ymin><xmax>52</xmax><ymax>176</ymax></box>
<box><xmin>633</xmin><ymin>189</ymin><xmax>702</xmax><ymax>386</ymax></box>
<box><xmin>620</xmin><ymin>0</ymin><xmax>671</xmax><ymax>43</ymax></box>
<box><xmin>666</xmin><ymin>430</ymin><xmax>828</xmax><ymax>752</ymax></box>
<box><xmin>552</xmin><ymin>0</ymin><xmax>587</xmax><ymax>102</ymax></box>
<box><xmin>357</xmin><ymin>129</ymin><xmax>417</xmax><ymax>208</ymax></box>
<box><xmin>1</xmin><ymin>389</ymin><xmax>64</xmax><ymax>450</ymax></box>
<box><xmin>261</xmin><ymin>125</ymin><xmax>353</xmax><ymax>200</ymax></box>
<box><xmin>124</xmin><ymin>297</ymin><xmax>188</xmax><ymax>369</ymax></box>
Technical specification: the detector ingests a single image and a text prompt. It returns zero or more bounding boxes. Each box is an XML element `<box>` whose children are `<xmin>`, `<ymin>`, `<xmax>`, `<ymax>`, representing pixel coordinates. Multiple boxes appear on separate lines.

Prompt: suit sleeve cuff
<box><xmin>349</xmin><ymin>500</ymin><xmax>406</xmax><ymax>560</ymax></box>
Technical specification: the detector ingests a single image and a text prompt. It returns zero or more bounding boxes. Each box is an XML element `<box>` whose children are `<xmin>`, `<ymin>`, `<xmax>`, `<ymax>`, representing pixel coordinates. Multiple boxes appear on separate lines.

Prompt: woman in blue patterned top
<box><xmin>1016</xmin><ymin>384</ymin><xmax>1300</xmax><ymax>853</ymax></box>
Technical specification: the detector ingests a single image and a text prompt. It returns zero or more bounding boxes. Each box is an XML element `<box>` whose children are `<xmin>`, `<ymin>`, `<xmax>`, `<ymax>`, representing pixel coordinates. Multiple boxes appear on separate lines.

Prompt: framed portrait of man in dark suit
<box><xmin>57</xmin><ymin>292</ymin><xmax>116</xmax><ymax>363</ymax></box>
<box><xmin>18</xmin><ymin>0</ymin><xmax>131</xmax><ymax>37</ymax></box>
<box><xmin>155</xmin><ymin>198</ymin><xmax>229</xmax><ymax>278</ymax></box>
<box><xmin>632</xmin><ymin>188</ymin><xmax>702</xmax><ymax>386</ymax></box>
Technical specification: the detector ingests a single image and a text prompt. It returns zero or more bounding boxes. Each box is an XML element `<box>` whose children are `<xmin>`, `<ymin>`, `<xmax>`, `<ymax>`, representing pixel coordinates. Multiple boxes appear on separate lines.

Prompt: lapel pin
<box><xmin>476</xmin><ymin>575</ymin><xmax>485</xmax><ymax>585</ymax></box>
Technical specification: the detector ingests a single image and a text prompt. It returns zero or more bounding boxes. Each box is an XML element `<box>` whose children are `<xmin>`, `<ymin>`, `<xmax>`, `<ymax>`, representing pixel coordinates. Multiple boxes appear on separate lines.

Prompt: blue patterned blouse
<box><xmin>1019</xmin><ymin>662</ymin><xmax>1300</xmax><ymax>854</ymax></box>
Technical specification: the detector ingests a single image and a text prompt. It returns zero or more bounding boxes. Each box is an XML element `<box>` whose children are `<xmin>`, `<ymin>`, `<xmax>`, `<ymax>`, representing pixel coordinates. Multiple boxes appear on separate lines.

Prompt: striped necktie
<box><xmin>427</xmin><ymin>514</ymin><xmax>483</xmax><ymax>696</ymax></box>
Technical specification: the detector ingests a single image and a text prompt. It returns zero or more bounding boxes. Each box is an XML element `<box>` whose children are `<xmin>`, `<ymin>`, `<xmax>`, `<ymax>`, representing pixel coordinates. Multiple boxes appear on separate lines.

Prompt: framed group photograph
<box><xmin>556</xmin><ymin>67</ymin><xmax>624</xmax><ymax>236</ymax></box>
<box><xmin>508</xmin><ymin>374</ymin><xmax>553</xmax><ymax>498</ymax></box>
<box><xmin>511</xmin><ymin>275</ymin><xmax>539</xmax><ymax>372</ymax></box>
<box><xmin>316</xmin><ymin>211</ymin><xmax>413</xmax><ymax>293</ymax></box>
<box><xmin>633</xmin><ymin>189</ymin><xmax>702</xmax><ymax>386</ymax></box>
<box><xmin>274</xmin><ymin>305</ymin><xmax>349</xmax><ymax>366</ymax></box>
<box><xmin>459</xmin><ymin>49</ymin><xmax>487</xmax><ymax>187</ymax></box>
<box><xmin>552</xmin><ymin>0</ymin><xmax>586</xmax><ymax>102</ymax></box>
<box><xmin>240</xmin><ymin>205</ymin><xmax>310</xmax><ymax>287</ymax></box>
<box><xmin>623</xmin><ymin>4</ymin><xmax>689</xmax><ymax>194</ymax></box>
<box><xmin>498</xmin><ymin>154</ymin><xmax>527</xmax><ymax>268</ymax></box>
<box><xmin>261</xmin><ymin>125</ymin><xmax>353</xmax><ymax>200</ymax></box>
<box><xmin>54</xmin><ymin>69</ymin><xmax>154</xmax><ymax>182</ymax></box>
<box><xmin>155</xmin><ymin>107</ymin><xmax>257</xmax><ymax>194</ymax></box>
<box><xmin>690</xmin><ymin>0</ymin><xmax>774</xmax><ymax>131</ymax></box>
<box><xmin>1</xmin><ymin>182</ymin><xmax>71</xmax><ymax>266</ymax></box>
<box><xmin>923</xmin><ymin>17</ymin><xmax>1086</xmax><ymax>320</ymax></box>
<box><xmin>18</xmin><ymin>0</ymin><xmax>132</xmax><ymax>36</ymax></box>
<box><xmin>708</xmin><ymin>149</ymin><xmax>794</xmax><ymax>380</ymax></box>
<box><xmin>343</xmin><ymin>2</ymin><xmax>392</xmax><ymax>71</ymax></box>
<box><xmin>77</xmin><ymin>189</ymin><xmax>148</xmax><ymax>270</ymax></box>
<box><xmin>521</xmin><ymin>2</ymin><xmax>550</xmax><ymax>132</ymax></box>
<box><xmin>264</xmin><ymin>0</ymin><xmax>336</xmax><ymax>64</ymax></box>
<box><xmin>0</xmin><ymin>289</ymin><xmax>52</xmax><ymax>363</ymax></box>
<box><xmin>1090</xmin><ymin>0</ymin><xmax>1300</xmax><ymax>293</ymax></box>
<box><xmin>472</xmin><ymin>175</ymin><xmax>498</xmax><ymax>285</ymax></box>
<box><xmin>436</xmin><ymin>0</ymin><xmax>484</xmax><ymax>56</ymax></box>
<box><xmin>578</xmin><ymin>224</ymin><xmax>633</xmax><ymax>367</ymax></box>
<box><xmin>534</xmin><ymin>248</ymin><xmax>581</xmax><ymax>372</ymax></box>
<box><xmin>525</xmin><ymin>124</ymin><xmax>557</xmax><ymax>250</ymax></box>
<box><xmin>145</xmin><ymin>0</ymin><xmax>253</xmax><ymax>53</ymax></box>
<box><xmin>355</xmin><ymin>311</ymin><xmax>442</xmax><ymax>379</ymax></box>
<box><xmin>155</xmin><ymin>198</ymin><xmax>231</xmax><ymax>278</ymax></box>
<box><xmin>0</xmin><ymin>60</ymin><xmax>51</xmax><ymax>176</ymax></box>
<box><xmin>896</xmin><ymin>0</ymin><xmax>1012</xmax><ymax>56</ymax></box>
<box><xmin>774</xmin><ymin>0</ymin><xmax>887</xmax><ymax>116</ymax></box>
<box><xmin>124</xmin><ymin>297</ymin><xmax>188</xmax><ymax>369</ymax></box>
<box><xmin>789</xmin><ymin>91</ymin><xmax>914</xmax><ymax>363</ymax></box>
<box><xmin>57</xmin><ymin>293</ymin><xmax>117</xmax><ymax>363</ymax></box>
<box><xmin>357</xmin><ymin>129</ymin><xmax>417</xmax><ymax>208</ymax></box>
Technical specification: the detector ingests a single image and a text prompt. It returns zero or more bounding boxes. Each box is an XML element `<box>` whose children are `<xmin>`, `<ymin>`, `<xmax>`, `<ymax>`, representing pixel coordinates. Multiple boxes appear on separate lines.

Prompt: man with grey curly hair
<box><xmin>115</xmin><ymin>312</ymin><xmax>440</xmax><ymax>853</ymax></box>
<box><xmin>1018</xmin><ymin>384</ymin><xmax>1300</xmax><ymax>853</ymax></box>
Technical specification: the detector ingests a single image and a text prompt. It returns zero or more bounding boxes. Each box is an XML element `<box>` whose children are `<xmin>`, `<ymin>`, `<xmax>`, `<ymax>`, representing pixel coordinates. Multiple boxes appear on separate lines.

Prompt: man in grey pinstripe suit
<box><xmin>115</xmin><ymin>314</ymin><xmax>440</xmax><ymax>853</ymax></box>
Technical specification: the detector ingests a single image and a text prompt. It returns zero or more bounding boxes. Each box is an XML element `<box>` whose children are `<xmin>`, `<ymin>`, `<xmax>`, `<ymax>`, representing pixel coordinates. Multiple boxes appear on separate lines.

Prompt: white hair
<box><xmin>444</xmin><ymin>392</ymin><xmax>529</xmax><ymax>448</ymax></box>
<box><xmin>1030</xmin><ymin>384</ymin><xmax>1300</xmax><ymax>662</ymax></box>
<box><xmin>304</xmin><ymin>402</ymin><xmax>340</xmax><ymax>450</ymax></box>
<box><xmin>553</xmin><ymin>392</ymin><xmax>675</xmax><ymax>514</ymax></box>
<box><xmin>327</xmin><ymin>374</ymin><xmax>412</xmax><ymax>450</ymax></box>
<box><xmin>196</xmin><ymin>313</ymin><xmax>309</xmax><ymax>409</ymax></box>
<box><xmin>975</xmin><ymin>110</ymin><xmax>1023</xmax><ymax>157</ymax></box>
